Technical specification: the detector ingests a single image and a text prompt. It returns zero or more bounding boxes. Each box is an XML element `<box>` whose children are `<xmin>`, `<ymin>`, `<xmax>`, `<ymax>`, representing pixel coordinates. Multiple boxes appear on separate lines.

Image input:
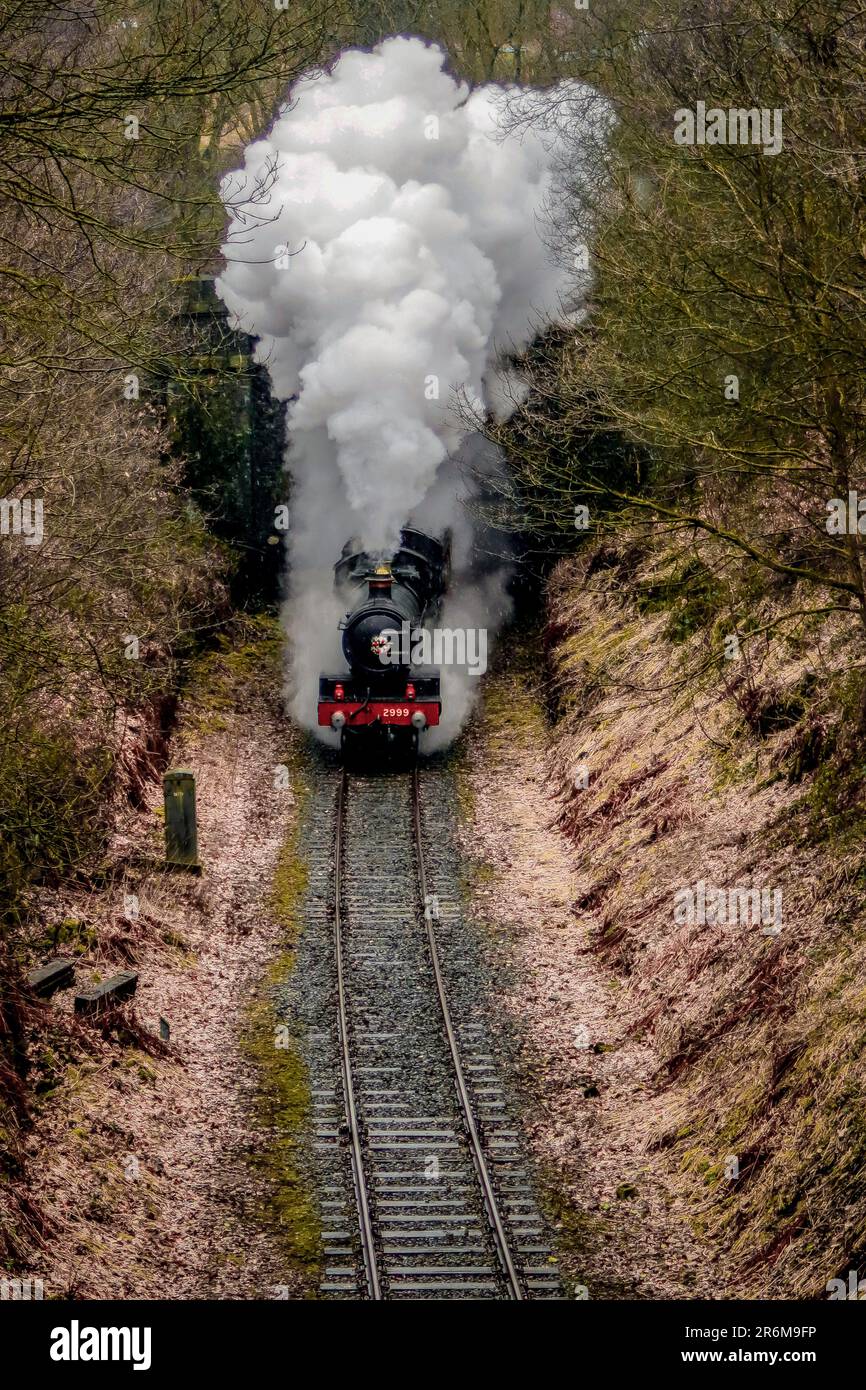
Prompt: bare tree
<box><xmin>489</xmin><ymin>0</ymin><xmax>866</xmax><ymax>713</ymax></box>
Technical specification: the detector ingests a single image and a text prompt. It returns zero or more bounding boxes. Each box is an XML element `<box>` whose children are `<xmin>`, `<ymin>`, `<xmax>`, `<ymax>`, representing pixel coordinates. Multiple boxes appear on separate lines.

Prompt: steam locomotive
<box><xmin>318</xmin><ymin>528</ymin><xmax>450</xmax><ymax>759</ymax></box>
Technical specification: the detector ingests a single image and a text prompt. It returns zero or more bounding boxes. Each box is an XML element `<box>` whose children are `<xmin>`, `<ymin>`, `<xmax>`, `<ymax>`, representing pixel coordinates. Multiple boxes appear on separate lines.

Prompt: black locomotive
<box><xmin>318</xmin><ymin>528</ymin><xmax>450</xmax><ymax>759</ymax></box>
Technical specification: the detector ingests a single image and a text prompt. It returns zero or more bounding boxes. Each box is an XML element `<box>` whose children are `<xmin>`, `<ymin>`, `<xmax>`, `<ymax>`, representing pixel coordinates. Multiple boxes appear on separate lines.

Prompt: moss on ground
<box><xmin>182</xmin><ymin>614</ymin><xmax>283</xmax><ymax>735</ymax></box>
<box><xmin>241</xmin><ymin>738</ymin><xmax>322</xmax><ymax>1295</ymax></box>
<box><xmin>636</xmin><ymin>551</ymin><xmax>734</xmax><ymax>645</ymax></box>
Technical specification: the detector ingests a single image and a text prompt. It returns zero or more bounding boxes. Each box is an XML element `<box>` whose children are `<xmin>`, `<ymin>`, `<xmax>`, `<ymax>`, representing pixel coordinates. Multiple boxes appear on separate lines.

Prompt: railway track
<box><xmin>310</xmin><ymin>763</ymin><xmax>562</xmax><ymax>1300</ymax></box>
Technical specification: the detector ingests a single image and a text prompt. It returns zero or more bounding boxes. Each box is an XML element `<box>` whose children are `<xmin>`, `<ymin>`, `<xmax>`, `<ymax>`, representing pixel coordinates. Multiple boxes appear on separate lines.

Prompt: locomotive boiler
<box><xmin>318</xmin><ymin>528</ymin><xmax>450</xmax><ymax>759</ymax></box>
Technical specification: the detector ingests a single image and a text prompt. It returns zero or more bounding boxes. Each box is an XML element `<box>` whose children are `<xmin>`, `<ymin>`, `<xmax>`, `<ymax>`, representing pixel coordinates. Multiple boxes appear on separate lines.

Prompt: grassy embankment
<box><xmin>542</xmin><ymin>533</ymin><xmax>866</xmax><ymax>1298</ymax></box>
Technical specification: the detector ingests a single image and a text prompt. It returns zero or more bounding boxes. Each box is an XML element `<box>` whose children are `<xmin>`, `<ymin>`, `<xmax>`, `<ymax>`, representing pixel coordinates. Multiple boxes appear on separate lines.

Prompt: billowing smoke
<box><xmin>217</xmin><ymin>36</ymin><xmax>575</xmax><ymax>743</ymax></box>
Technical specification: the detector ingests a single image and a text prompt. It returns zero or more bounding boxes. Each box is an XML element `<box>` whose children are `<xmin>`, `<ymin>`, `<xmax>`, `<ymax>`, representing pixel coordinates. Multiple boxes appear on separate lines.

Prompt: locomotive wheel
<box><xmin>340</xmin><ymin>726</ymin><xmax>362</xmax><ymax>769</ymax></box>
<box><xmin>341</xmin><ymin>725</ymin><xmax>418</xmax><ymax>770</ymax></box>
<box><xmin>390</xmin><ymin>727</ymin><xmax>418</xmax><ymax>768</ymax></box>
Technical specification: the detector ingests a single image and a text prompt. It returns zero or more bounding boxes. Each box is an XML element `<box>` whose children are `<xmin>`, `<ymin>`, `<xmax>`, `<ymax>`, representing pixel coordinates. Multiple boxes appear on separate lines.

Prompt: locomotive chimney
<box><xmin>368</xmin><ymin>564</ymin><xmax>393</xmax><ymax>597</ymax></box>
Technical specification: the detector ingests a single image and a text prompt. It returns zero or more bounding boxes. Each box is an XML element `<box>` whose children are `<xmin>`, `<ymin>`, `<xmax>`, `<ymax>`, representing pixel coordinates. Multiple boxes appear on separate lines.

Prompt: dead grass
<box><xmin>9</xmin><ymin>622</ymin><xmax>309</xmax><ymax>1299</ymax></box>
<box><xmin>456</xmin><ymin>531</ymin><xmax>866</xmax><ymax>1300</ymax></box>
<box><xmin>542</xmin><ymin>534</ymin><xmax>866</xmax><ymax>1298</ymax></box>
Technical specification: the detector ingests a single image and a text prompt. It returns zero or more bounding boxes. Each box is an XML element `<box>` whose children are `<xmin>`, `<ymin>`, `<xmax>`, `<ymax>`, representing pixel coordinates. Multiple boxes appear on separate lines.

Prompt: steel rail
<box><xmin>410</xmin><ymin>766</ymin><xmax>525</xmax><ymax>1301</ymax></box>
<box><xmin>333</xmin><ymin>770</ymin><xmax>381</xmax><ymax>1300</ymax></box>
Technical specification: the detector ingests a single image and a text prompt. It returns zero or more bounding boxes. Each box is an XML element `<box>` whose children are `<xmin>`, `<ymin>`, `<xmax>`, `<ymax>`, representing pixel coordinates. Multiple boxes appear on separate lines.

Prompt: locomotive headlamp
<box><xmin>334</xmin><ymin>683</ymin><xmax>345</xmax><ymax>700</ymax></box>
<box><xmin>405</xmin><ymin>682</ymin><xmax>416</xmax><ymax>699</ymax></box>
<box><xmin>331</xmin><ymin>711</ymin><xmax>346</xmax><ymax>730</ymax></box>
<box><xmin>411</xmin><ymin>711</ymin><xmax>427</xmax><ymax>730</ymax></box>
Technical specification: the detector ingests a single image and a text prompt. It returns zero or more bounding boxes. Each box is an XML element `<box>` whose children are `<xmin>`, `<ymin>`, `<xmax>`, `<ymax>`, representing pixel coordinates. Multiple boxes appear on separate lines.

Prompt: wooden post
<box><xmin>163</xmin><ymin>769</ymin><xmax>199</xmax><ymax>870</ymax></box>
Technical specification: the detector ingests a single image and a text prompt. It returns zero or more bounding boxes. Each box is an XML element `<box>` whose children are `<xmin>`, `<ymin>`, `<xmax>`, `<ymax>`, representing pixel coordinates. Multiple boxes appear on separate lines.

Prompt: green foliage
<box><xmin>166</xmin><ymin>280</ymin><xmax>287</xmax><ymax>599</ymax></box>
<box><xmin>792</xmin><ymin>677</ymin><xmax>866</xmax><ymax>855</ymax></box>
<box><xmin>636</xmin><ymin>557</ymin><xmax>727</xmax><ymax>643</ymax></box>
<box><xmin>0</xmin><ymin>724</ymin><xmax>113</xmax><ymax>927</ymax></box>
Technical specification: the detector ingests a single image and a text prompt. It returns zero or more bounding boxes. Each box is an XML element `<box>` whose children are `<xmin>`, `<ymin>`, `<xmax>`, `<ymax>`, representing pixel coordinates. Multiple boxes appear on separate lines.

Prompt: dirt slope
<box><xmin>17</xmin><ymin>634</ymin><xmax>311</xmax><ymax>1300</ymax></box>
<box><xmin>459</xmin><ymin>542</ymin><xmax>866</xmax><ymax>1301</ymax></box>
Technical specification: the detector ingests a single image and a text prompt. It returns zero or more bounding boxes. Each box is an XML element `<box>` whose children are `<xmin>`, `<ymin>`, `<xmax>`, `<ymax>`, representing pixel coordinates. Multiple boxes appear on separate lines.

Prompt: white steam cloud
<box><xmin>217</xmin><ymin>36</ymin><xmax>576</xmax><ymax>744</ymax></box>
